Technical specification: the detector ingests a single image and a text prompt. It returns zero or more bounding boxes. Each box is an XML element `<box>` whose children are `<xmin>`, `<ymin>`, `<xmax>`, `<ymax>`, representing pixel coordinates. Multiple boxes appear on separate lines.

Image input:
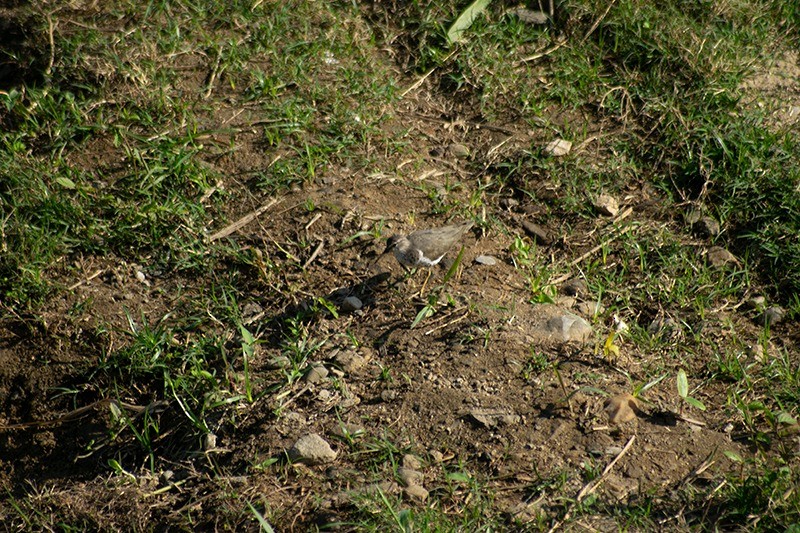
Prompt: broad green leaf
<box><xmin>676</xmin><ymin>368</ymin><xmax>688</xmax><ymax>398</ymax></box>
<box><xmin>685</xmin><ymin>396</ymin><xmax>706</xmax><ymax>411</ymax></box>
<box><xmin>55</xmin><ymin>176</ymin><xmax>76</xmax><ymax>189</ymax></box>
<box><xmin>723</xmin><ymin>450</ymin><xmax>743</xmax><ymax>463</ymax></box>
<box><xmin>410</xmin><ymin>304</ymin><xmax>435</xmax><ymax>329</ymax></box>
<box><xmin>447</xmin><ymin>0</ymin><xmax>492</xmax><ymax>43</ymax></box>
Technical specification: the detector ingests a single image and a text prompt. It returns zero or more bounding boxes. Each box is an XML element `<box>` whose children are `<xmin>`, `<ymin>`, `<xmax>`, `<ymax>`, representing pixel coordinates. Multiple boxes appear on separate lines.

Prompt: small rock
<box><xmin>594</xmin><ymin>194</ymin><xmax>619</xmax><ymax>217</ymax></box>
<box><xmin>450</xmin><ymin>143</ymin><xmax>470</xmax><ymax>159</ymax></box>
<box><xmin>203</xmin><ymin>432</ymin><xmax>217</xmax><ymax>451</ymax></box>
<box><xmin>468</xmin><ymin>409</ymin><xmax>521</xmax><ymax>429</ymax></box>
<box><xmin>380</xmin><ymin>389</ymin><xmax>398</xmax><ymax>402</ymax></box>
<box><xmin>684</xmin><ymin>209</ymin><xmax>703</xmax><ymax>226</ymax></box>
<box><xmin>605</xmin><ymin>393</ymin><xmax>639</xmax><ymax>424</ymax></box>
<box><xmin>341</xmin><ymin>296</ymin><xmax>363</xmax><ymax>312</ymax></box>
<box><xmin>398</xmin><ymin>467</ymin><xmax>424</xmax><ymax>487</ymax></box>
<box><xmin>159</xmin><ymin>470</ymin><xmax>174</xmax><ymax>485</ymax></box>
<box><xmin>707</xmin><ymin>246</ymin><xmax>740</xmax><ymax>268</ymax></box>
<box><xmin>648</xmin><ymin>317</ymin><xmax>681</xmax><ymax>339</ymax></box>
<box><xmin>509</xmin><ymin>7</ymin><xmax>548</xmax><ymax>24</ymax></box>
<box><xmin>500</xmin><ymin>197</ymin><xmax>519</xmax><ymax>209</ymax></box>
<box><xmin>748</xmin><ymin>296</ymin><xmax>766</xmax><ymax>310</ymax></box>
<box><xmin>402</xmin><ymin>454</ymin><xmax>422</xmax><ymax>470</ymax></box>
<box><xmin>695</xmin><ymin>216</ymin><xmax>721</xmax><ymax>238</ymax></box>
<box><xmin>429</xmin><ymin>450</ymin><xmax>444</xmax><ymax>463</ymax></box>
<box><xmin>304</xmin><ymin>364</ymin><xmax>329</xmax><ymax>384</ymax></box>
<box><xmin>475</xmin><ymin>255</ymin><xmax>497</xmax><ymax>266</ymax></box>
<box><xmin>288</xmin><ymin>433</ymin><xmax>337</xmax><ymax>465</ymax></box>
<box><xmin>333</xmin><ymin>350</ymin><xmax>367</xmax><ymax>373</ymax></box>
<box><xmin>764</xmin><ymin>306</ymin><xmax>786</xmax><ymax>326</ymax></box>
<box><xmin>404</xmin><ymin>484</ymin><xmax>429</xmax><ymax>501</ymax></box>
<box><xmin>556</xmin><ymin>296</ymin><xmax>576</xmax><ymax>309</ymax></box>
<box><xmin>544</xmin><ymin>138</ymin><xmax>572</xmax><ymax>156</ymax></box>
<box><xmin>561</xmin><ymin>278</ymin><xmax>588</xmax><ymax>297</ymax></box>
<box><xmin>522</xmin><ymin>220</ymin><xmax>553</xmax><ymax>244</ymax></box>
<box><xmin>545</xmin><ymin>313</ymin><xmax>593</xmax><ymax>343</ymax></box>
<box><xmin>266</xmin><ymin>356</ymin><xmax>291</xmax><ymax>370</ymax></box>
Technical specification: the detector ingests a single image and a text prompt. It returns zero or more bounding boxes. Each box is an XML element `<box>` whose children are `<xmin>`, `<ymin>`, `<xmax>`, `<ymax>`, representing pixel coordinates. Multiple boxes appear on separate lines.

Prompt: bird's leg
<box><xmin>413</xmin><ymin>268</ymin><xmax>433</xmax><ymax>298</ymax></box>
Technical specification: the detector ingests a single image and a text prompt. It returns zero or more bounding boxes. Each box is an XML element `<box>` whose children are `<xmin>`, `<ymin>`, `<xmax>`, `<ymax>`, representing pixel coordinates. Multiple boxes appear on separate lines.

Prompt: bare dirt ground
<box><xmin>1</xmin><ymin>2</ymin><xmax>799</xmax><ymax>531</ymax></box>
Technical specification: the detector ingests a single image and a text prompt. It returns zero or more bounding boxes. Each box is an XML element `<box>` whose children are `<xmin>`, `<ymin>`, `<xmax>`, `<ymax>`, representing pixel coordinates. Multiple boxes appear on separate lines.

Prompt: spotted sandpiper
<box><xmin>384</xmin><ymin>221</ymin><xmax>474</xmax><ymax>291</ymax></box>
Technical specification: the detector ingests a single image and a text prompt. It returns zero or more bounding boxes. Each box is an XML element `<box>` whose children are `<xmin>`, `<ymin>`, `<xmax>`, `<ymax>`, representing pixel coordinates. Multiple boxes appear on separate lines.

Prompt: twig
<box><xmin>304</xmin><ymin>212</ymin><xmax>322</xmax><ymax>231</ymax></box>
<box><xmin>68</xmin><ymin>269</ymin><xmax>104</xmax><ymax>290</ymax></box>
<box><xmin>204</xmin><ymin>47</ymin><xmax>224</xmax><ymax>99</ymax></box>
<box><xmin>581</xmin><ymin>0</ymin><xmax>617</xmax><ymax>44</ymax></box>
<box><xmin>303</xmin><ymin>240</ymin><xmax>324</xmax><ymax>269</ymax></box>
<box><xmin>400</xmin><ymin>50</ymin><xmax>457</xmax><ymax>98</ymax></box>
<box><xmin>569</xmin><ymin>206</ymin><xmax>633</xmax><ymax>267</ymax></box>
<box><xmin>425</xmin><ymin>310</ymin><xmax>470</xmax><ymax>336</ymax></box>
<box><xmin>209</xmin><ymin>198</ymin><xmax>280</xmax><ymax>241</ymax></box>
<box><xmin>45</xmin><ymin>14</ymin><xmax>55</xmax><ymax>76</ymax></box>
<box><xmin>548</xmin><ymin>435</ymin><xmax>636</xmax><ymax>532</ymax></box>
<box><xmin>519</xmin><ymin>39</ymin><xmax>567</xmax><ymax>64</ymax></box>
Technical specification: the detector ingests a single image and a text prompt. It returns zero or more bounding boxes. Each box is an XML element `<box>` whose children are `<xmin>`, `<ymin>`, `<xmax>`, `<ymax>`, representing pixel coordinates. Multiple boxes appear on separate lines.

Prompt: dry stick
<box><xmin>68</xmin><ymin>269</ymin><xmax>105</xmax><ymax>290</ymax></box>
<box><xmin>569</xmin><ymin>206</ymin><xmax>633</xmax><ymax>267</ymax></box>
<box><xmin>45</xmin><ymin>14</ymin><xmax>55</xmax><ymax>76</ymax></box>
<box><xmin>209</xmin><ymin>198</ymin><xmax>280</xmax><ymax>241</ymax></box>
<box><xmin>302</xmin><ymin>240</ymin><xmax>324</xmax><ymax>269</ymax></box>
<box><xmin>425</xmin><ymin>310</ymin><xmax>470</xmax><ymax>336</ymax></box>
<box><xmin>400</xmin><ymin>50</ymin><xmax>457</xmax><ymax>98</ymax></box>
<box><xmin>581</xmin><ymin>0</ymin><xmax>618</xmax><ymax>44</ymax></box>
<box><xmin>0</xmin><ymin>399</ymin><xmax>162</xmax><ymax>430</ymax></box>
<box><xmin>548</xmin><ymin>435</ymin><xmax>636</xmax><ymax>532</ymax></box>
<box><xmin>204</xmin><ymin>47</ymin><xmax>224</xmax><ymax>99</ymax></box>
<box><xmin>519</xmin><ymin>39</ymin><xmax>567</xmax><ymax>64</ymax></box>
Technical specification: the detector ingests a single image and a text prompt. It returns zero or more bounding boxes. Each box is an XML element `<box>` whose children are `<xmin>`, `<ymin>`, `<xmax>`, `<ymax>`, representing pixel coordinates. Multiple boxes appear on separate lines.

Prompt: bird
<box><xmin>383</xmin><ymin>221</ymin><xmax>474</xmax><ymax>291</ymax></box>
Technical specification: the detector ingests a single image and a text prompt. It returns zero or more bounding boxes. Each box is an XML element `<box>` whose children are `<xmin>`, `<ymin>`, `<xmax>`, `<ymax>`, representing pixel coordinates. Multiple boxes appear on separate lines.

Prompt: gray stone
<box><xmin>707</xmin><ymin>246</ymin><xmax>740</xmax><ymax>268</ymax></box>
<box><xmin>509</xmin><ymin>7</ymin><xmax>548</xmax><ymax>24</ymax></box>
<box><xmin>334</xmin><ymin>350</ymin><xmax>367</xmax><ymax>373</ymax></box>
<box><xmin>288</xmin><ymin>433</ymin><xmax>337</xmax><ymax>465</ymax></box>
<box><xmin>304</xmin><ymin>364</ymin><xmax>329</xmax><ymax>384</ymax></box>
<box><xmin>544</xmin><ymin>138</ymin><xmax>572</xmax><ymax>156</ymax></box>
<box><xmin>475</xmin><ymin>255</ymin><xmax>498</xmax><ymax>266</ymax></box>
<box><xmin>341</xmin><ymin>296</ymin><xmax>363</xmax><ymax>312</ymax></box>
<box><xmin>450</xmin><ymin>143</ymin><xmax>470</xmax><ymax>159</ymax></box>
<box><xmin>545</xmin><ymin>313</ymin><xmax>593</xmax><ymax>343</ymax></box>
<box><xmin>522</xmin><ymin>220</ymin><xmax>553</xmax><ymax>244</ymax></box>
<box><xmin>594</xmin><ymin>194</ymin><xmax>619</xmax><ymax>217</ymax></box>
<box><xmin>266</xmin><ymin>355</ymin><xmax>291</xmax><ymax>370</ymax></box>
<box><xmin>561</xmin><ymin>278</ymin><xmax>588</xmax><ymax>297</ymax></box>
<box><xmin>695</xmin><ymin>216</ymin><xmax>721</xmax><ymax>238</ymax></box>
<box><xmin>404</xmin><ymin>484</ymin><xmax>429</xmax><ymax>501</ymax></box>
<box><xmin>764</xmin><ymin>306</ymin><xmax>786</xmax><ymax>326</ymax></box>
<box><xmin>398</xmin><ymin>467</ymin><xmax>424</xmax><ymax>487</ymax></box>
<box><xmin>402</xmin><ymin>454</ymin><xmax>422</xmax><ymax>470</ymax></box>
<box><xmin>468</xmin><ymin>409</ymin><xmax>521</xmax><ymax>429</ymax></box>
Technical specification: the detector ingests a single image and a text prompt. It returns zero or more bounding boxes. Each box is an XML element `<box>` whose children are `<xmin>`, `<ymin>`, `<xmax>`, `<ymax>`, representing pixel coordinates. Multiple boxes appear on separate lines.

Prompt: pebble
<box><xmin>522</xmin><ymin>220</ymin><xmax>553</xmax><ymax>244</ymax></box>
<box><xmin>402</xmin><ymin>454</ymin><xmax>422</xmax><ymax>470</ymax></box>
<box><xmin>764</xmin><ymin>306</ymin><xmax>786</xmax><ymax>326</ymax></box>
<box><xmin>707</xmin><ymin>246</ymin><xmax>740</xmax><ymax>268</ymax></box>
<box><xmin>288</xmin><ymin>433</ymin><xmax>337</xmax><ymax>465</ymax></box>
<box><xmin>449</xmin><ymin>143</ymin><xmax>470</xmax><ymax>159</ymax></box>
<box><xmin>404</xmin><ymin>484</ymin><xmax>429</xmax><ymax>501</ymax></box>
<box><xmin>468</xmin><ymin>409</ymin><xmax>521</xmax><ymax>429</ymax></box>
<box><xmin>594</xmin><ymin>194</ymin><xmax>619</xmax><ymax>217</ymax></box>
<box><xmin>605</xmin><ymin>393</ymin><xmax>639</xmax><ymax>424</ymax></box>
<box><xmin>341</xmin><ymin>296</ymin><xmax>363</xmax><ymax>312</ymax></box>
<box><xmin>500</xmin><ymin>197</ymin><xmax>519</xmax><ymax>209</ymax></box>
<box><xmin>398</xmin><ymin>467</ymin><xmax>424</xmax><ymax>487</ymax></box>
<box><xmin>695</xmin><ymin>216</ymin><xmax>721</xmax><ymax>238</ymax></box>
<box><xmin>380</xmin><ymin>389</ymin><xmax>398</xmax><ymax>402</ymax></box>
<box><xmin>509</xmin><ymin>7</ymin><xmax>548</xmax><ymax>24</ymax></box>
<box><xmin>576</xmin><ymin>301</ymin><xmax>604</xmax><ymax>317</ymax></box>
<box><xmin>333</xmin><ymin>350</ymin><xmax>367</xmax><ymax>373</ymax></box>
<box><xmin>544</xmin><ymin>138</ymin><xmax>572</xmax><ymax>156</ymax></box>
<box><xmin>561</xmin><ymin>278</ymin><xmax>588</xmax><ymax>297</ymax></box>
<box><xmin>748</xmin><ymin>296</ymin><xmax>766</xmax><ymax>309</ymax></box>
<box><xmin>648</xmin><ymin>317</ymin><xmax>681</xmax><ymax>339</ymax></box>
<box><xmin>475</xmin><ymin>255</ymin><xmax>497</xmax><ymax>266</ymax></box>
<box><xmin>545</xmin><ymin>313</ymin><xmax>592</xmax><ymax>343</ymax></box>
<box><xmin>304</xmin><ymin>364</ymin><xmax>329</xmax><ymax>384</ymax></box>
<box><xmin>203</xmin><ymin>432</ymin><xmax>217</xmax><ymax>451</ymax></box>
